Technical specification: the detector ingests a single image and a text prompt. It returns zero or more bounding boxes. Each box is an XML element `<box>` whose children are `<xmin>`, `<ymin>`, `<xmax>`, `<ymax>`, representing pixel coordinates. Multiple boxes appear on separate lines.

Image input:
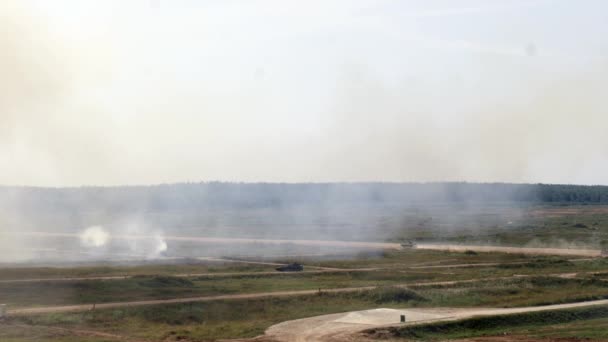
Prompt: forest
<box><xmin>2</xmin><ymin>182</ymin><xmax>608</xmax><ymax>213</ymax></box>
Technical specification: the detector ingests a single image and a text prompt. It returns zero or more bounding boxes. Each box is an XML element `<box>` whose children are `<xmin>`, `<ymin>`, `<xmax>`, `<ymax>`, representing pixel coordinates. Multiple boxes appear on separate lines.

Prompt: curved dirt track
<box><xmin>263</xmin><ymin>299</ymin><xmax>608</xmax><ymax>342</ymax></box>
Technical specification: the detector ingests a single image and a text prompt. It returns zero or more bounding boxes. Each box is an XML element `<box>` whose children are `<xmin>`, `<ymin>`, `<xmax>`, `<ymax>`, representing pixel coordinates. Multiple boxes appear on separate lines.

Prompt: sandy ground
<box><xmin>263</xmin><ymin>299</ymin><xmax>608</xmax><ymax>342</ymax></box>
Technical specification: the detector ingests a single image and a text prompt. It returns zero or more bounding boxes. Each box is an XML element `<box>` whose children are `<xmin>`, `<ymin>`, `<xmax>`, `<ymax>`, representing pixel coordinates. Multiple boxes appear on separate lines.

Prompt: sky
<box><xmin>1</xmin><ymin>0</ymin><xmax>607</xmax><ymax>186</ymax></box>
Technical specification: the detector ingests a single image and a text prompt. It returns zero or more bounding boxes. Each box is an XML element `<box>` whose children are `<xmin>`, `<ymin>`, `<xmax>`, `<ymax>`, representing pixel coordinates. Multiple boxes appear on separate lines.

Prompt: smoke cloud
<box><xmin>0</xmin><ymin>1</ymin><xmax>607</xmax><ymax>264</ymax></box>
<box><xmin>124</xmin><ymin>223</ymin><xmax>169</xmax><ymax>259</ymax></box>
<box><xmin>80</xmin><ymin>226</ymin><xmax>110</xmax><ymax>248</ymax></box>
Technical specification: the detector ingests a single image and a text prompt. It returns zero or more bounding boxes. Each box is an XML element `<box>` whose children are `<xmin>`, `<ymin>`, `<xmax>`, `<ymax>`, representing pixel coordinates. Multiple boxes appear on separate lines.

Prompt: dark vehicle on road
<box><xmin>276</xmin><ymin>263</ymin><xmax>304</xmax><ymax>272</ymax></box>
<box><xmin>400</xmin><ymin>240</ymin><xmax>417</xmax><ymax>249</ymax></box>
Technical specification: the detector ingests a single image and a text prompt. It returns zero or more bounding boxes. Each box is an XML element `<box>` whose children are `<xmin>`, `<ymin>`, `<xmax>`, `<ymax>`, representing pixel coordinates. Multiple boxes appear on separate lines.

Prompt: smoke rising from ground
<box><xmin>80</xmin><ymin>226</ymin><xmax>110</xmax><ymax>248</ymax></box>
<box><xmin>1</xmin><ymin>182</ymin><xmax>606</xmax><ymax>264</ymax></box>
<box><xmin>1</xmin><ymin>2</ymin><xmax>608</xmax><ymax>263</ymax></box>
<box><xmin>124</xmin><ymin>224</ymin><xmax>168</xmax><ymax>259</ymax></box>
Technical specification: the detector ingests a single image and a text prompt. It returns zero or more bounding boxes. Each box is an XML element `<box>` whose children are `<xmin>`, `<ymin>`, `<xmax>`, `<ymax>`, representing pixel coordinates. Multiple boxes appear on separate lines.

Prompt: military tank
<box><xmin>400</xmin><ymin>240</ymin><xmax>417</xmax><ymax>249</ymax></box>
<box><xmin>276</xmin><ymin>263</ymin><xmax>304</xmax><ymax>272</ymax></box>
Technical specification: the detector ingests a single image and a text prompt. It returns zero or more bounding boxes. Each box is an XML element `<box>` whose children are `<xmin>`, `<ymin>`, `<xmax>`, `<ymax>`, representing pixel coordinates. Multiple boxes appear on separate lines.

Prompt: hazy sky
<box><xmin>1</xmin><ymin>0</ymin><xmax>607</xmax><ymax>186</ymax></box>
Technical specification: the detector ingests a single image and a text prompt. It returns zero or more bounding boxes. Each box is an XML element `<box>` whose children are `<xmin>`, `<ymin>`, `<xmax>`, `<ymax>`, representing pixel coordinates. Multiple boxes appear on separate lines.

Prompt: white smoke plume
<box><xmin>124</xmin><ymin>223</ymin><xmax>169</xmax><ymax>259</ymax></box>
<box><xmin>80</xmin><ymin>226</ymin><xmax>110</xmax><ymax>248</ymax></box>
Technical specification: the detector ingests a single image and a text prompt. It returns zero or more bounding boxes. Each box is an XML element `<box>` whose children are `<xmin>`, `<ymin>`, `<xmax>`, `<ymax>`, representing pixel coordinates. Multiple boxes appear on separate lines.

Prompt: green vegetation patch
<box><xmin>350</xmin><ymin>286</ymin><xmax>426</xmax><ymax>304</ymax></box>
<box><xmin>11</xmin><ymin>287</ymin><xmax>427</xmax><ymax>340</ymax></box>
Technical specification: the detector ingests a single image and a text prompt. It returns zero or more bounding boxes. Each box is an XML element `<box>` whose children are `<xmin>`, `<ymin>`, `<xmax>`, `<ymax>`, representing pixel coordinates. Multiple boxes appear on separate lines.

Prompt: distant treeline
<box><xmin>2</xmin><ymin>182</ymin><xmax>608</xmax><ymax>212</ymax></box>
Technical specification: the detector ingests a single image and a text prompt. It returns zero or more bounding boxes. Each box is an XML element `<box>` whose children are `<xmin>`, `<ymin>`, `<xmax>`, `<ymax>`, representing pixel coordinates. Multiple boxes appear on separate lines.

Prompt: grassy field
<box><xmin>5</xmin><ymin>289</ymin><xmax>423</xmax><ymax>341</ymax></box>
<box><xmin>4</xmin><ymin>250</ymin><xmax>608</xmax><ymax>309</ymax></box>
<box><xmin>0</xmin><ymin>262</ymin><xmax>276</xmax><ymax>281</ymax></box>
<box><xmin>4</xmin><ymin>275</ymin><xmax>608</xmax><ymax>341</ymax></box>
<box><xmin>397</xmin><ymin>205</ymin><xmax>608</xmax><ymax>249</ymax></box>
<box><xmin>0</xmin><ymin>206</ymin><xmax>608</xmax><ymax>342</ymax></box>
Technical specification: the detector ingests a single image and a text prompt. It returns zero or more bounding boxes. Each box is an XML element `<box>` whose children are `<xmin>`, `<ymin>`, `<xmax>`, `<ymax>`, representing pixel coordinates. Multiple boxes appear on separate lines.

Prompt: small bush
<box><xmin>353</xmin><ymin>286</ymin><xmax>426</xmax><ymax>304</ymax></box>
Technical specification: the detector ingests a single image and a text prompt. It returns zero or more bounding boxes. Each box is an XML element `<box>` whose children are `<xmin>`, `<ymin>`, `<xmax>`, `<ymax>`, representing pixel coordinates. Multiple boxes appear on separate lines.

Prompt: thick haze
<box><xmin>2</xmin><ymin>0</ymin><xmax>608</xmax><ymax>186</ymax></box>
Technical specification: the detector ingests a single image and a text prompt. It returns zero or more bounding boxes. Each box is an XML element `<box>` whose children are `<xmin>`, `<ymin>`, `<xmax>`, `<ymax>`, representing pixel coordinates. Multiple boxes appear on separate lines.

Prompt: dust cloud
<box><xmin>80</xmin><ymin>226</ymin><xmax>110</xmax><ymax>248</ymax></box>
<box><xmin>0</xmin><ymin>2</ymin><xmax>607</xmax><ymax>263</ymax></box>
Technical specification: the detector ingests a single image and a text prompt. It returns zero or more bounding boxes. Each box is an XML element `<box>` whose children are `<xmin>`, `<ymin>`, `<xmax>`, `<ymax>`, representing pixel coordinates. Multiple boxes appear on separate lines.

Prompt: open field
<box><xmin>2</xmin><ymin>245</ymin><xmax>608</xmax><ymax>341</ymax></box>
<box><xmin>4</xmin><ymin>0</ymin><xmax>608</xmax><ymax>338</ymax></box>
<box><xmin>3</xmin><ymin>202</ymin><xmax>608</xmax><ymax>341</ymax></box>
<box><xmin>4</xmin><ymin>249</ymin><xmax>608</xmax><ymax>309</ymax></box>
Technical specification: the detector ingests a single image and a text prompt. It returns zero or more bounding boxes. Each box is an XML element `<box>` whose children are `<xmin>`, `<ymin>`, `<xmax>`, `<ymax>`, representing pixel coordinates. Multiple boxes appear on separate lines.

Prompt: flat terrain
<box><xmin>2</xmin><ymin>204</ymin><xmax>608</xmax><ymax>341</ymax></box>
<box><xmin>2</xmin><ymin>246</ymin><xmax>608</xmax><ymax>342</ymax></box>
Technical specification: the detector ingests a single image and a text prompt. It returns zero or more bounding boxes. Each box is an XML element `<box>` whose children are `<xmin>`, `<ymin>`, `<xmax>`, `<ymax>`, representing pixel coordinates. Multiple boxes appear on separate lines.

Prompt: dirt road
<box><xmin>7</xmin><ymin>287</ymin><xmax>376</xmax><ymax>316</ymax></box>
<box><xmin>5</xmin><ymin>275</ymin><xmax>532</xmax><ymax>316</ymax></box>
<box><xmin>416</xmin><ymin>243</ymin><xmax>601</xmax><ymax>257</ymax></box>
<box><xmin>264</xmin><ymin>299</ymin><xmax>608</xmax><ymax>342</ymax></box>
<box><xmin>18</xmin><ymin>232</ymin><xmax>604</xmax><ymax>257</ymax></box>
<box><xmin>7</xmin><ymin>271</ymin><xmax>593</xmax><ymax>316</ymax></box>
<box><xmin>17</xmin><ymin>232</ymin><xmax>403</xmax><ymax>250</ymax></box>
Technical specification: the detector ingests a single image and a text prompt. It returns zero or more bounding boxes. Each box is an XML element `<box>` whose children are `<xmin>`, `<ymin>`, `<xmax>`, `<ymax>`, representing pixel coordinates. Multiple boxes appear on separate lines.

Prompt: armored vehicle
<box><xmin>276</xmin><ymin>263</ymin><xmax>304</xmax><ymax>272</ymax></box>
<box><xmin>400</xmin><ymin>240</ymin><xmax>417</xmax><ymax>249</ymax></box>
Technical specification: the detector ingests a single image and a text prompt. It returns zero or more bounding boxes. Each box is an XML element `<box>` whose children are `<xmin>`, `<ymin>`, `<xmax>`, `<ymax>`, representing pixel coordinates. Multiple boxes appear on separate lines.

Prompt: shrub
<box><xmin>353</xmin><ymin>286</ymin><xmax>426</xmax><ymax>304</ymax></box>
